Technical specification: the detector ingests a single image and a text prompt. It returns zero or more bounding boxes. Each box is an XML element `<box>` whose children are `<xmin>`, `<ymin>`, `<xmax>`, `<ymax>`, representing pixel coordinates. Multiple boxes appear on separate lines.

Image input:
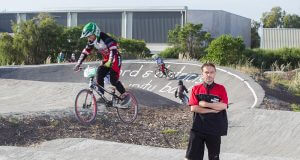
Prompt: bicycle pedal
<box><xmin>106</xmin><ymin>101</ymin><xmax>113</xmax><ymax>107</ymax></box>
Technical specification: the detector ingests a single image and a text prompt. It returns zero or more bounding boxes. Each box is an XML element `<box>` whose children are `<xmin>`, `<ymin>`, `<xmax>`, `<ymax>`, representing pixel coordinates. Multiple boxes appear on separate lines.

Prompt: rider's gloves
<box><xmin>73</xmin><ymin>64</ymin><xmax>81</xmax><ymax>72</ymax></box>
<box><xmin>104</xmin><ymin>60</ymin><xmax>112</xmax><ymax>68</ymax></box>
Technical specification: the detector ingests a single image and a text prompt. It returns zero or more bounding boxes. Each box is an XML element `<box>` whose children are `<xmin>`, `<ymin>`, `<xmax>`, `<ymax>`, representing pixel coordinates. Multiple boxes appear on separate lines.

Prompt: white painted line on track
<box><xmin>123</xmin><ymin>61</ymin><xmax>258</xmax><ymax>108</ymax></box>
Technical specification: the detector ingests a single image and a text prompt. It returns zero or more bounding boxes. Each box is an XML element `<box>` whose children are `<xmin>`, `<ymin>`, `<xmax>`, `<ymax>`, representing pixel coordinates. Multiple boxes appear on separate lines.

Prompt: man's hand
<box><xmin>104</xmin><ymin>61</ymin><xmax>112</xmax><ymax>68</ymax></box>
<box><xmin>199</xmin><ymin>100</ymin><xmax>227</xmax><ymax>111</ymax></box>
<box><xmin>199</xmin><ymin>101</ymin><xmax>207</xmax><ymax>107</ymax></box>
<box><xmin>191</xmin><ymin>105</ymin><xmax>220</xmax><ymax>114</ymax></box>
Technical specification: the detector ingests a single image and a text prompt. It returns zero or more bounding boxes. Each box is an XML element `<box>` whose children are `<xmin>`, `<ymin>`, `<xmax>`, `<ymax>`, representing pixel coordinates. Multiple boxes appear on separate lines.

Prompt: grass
<box><xmin>291</xmin><ymin>104</ymin><xmax>300</xmax><ymax>112</ymax></box>
<box><xmin>161</xmin><ymin>128</ymin><xmax>178</xmax><ymax>135</ymax></box>
<box><xmin>250</xmin><ymin>61</ymin><xmax>300</xmax><ymax>96</ymax></box>
<box><xmin>232</xmin><ymin>59</ymin><xmax>261</xmax><ymax>77</ymax></box>
<box><xmin>265</xmin><ymin>71</ymin><xmax>300</xmax><ymax>96</ymax></box>
<box><xmin>181</xmin><ymin>133</ymin><xmax>190</xmax><ymax>147</ymax></box>
<box><xmin>49</xmin><ymin>119</ymin><xmax>60</xmax><ymax>127</ymax></box>
<box><xmin>232</xmin><ymin>59</ymin><xmax>300</xmax><ymax>98</ymax></box>
<box><xmin>265</xmin><ymin>73</ymin><xmax>300</xmax><ymax>96</ymax></box>
<box><xmin>265</xmin><ymin>73</ymin><xmax>288</xmax><ymax>89</ymax></box>
<box><xmin>7</xmin><ymin>117</ymin><xmax>21</xmax><ymax>127</ymax></box>
<box><xmin>288</xmin><ymin>73</ymin><xmax>300</xmax><ymax>95</ymax></box>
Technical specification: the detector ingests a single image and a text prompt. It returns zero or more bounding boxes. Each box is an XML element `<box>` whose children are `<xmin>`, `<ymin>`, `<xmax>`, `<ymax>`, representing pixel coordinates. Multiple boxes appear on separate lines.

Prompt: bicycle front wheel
<box><xmin>116</xmin><ymin>91</ymin><xmax>138</xmax><ymax>123</ymax></box>
<box><xmin>74</xmin><ymin>89</ymin><xmax>97</xmax><ymax>125</ymax></box>
<box><xmin>154</xmin><ymin>68</ymin><xmax>164</xmax><ymax>78</ymax></box>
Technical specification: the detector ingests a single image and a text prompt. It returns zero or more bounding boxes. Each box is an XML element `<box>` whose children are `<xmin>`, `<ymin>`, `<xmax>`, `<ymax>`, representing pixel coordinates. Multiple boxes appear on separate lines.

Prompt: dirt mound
<box><xmin>0</xmin><ymin>106</ymin><xmax>192</xmax><ymax>149</ymax></box>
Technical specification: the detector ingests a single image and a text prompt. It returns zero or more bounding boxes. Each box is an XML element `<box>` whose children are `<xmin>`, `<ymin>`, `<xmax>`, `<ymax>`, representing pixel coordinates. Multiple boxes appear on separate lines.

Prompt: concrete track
<box><xmin>0</xmin><ymin>60</ymin><xmax>299</xmax><ymax>160</ymax></box>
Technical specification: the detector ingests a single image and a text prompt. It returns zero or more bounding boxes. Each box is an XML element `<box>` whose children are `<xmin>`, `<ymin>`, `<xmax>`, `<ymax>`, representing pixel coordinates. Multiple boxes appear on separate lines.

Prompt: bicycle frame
<box><xmin>88</xmin><ymin>77</ymin><xmax>122</xmax><ymax>107</ymax></box>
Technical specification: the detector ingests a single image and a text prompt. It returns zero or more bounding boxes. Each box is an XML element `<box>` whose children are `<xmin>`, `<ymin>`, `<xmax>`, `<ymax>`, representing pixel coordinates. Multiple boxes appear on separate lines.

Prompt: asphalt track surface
<box><xmin>0</xmin><ymin>60</ymin><xmax>299</xmax><ymax>160</ymax></box>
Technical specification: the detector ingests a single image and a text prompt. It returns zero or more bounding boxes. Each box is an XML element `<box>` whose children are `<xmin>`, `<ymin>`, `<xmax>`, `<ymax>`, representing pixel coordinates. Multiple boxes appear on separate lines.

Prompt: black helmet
<box><xmin>178</xmin><ymin>80</ymin><xmax>183</xmax><ymax>85</ymax></box>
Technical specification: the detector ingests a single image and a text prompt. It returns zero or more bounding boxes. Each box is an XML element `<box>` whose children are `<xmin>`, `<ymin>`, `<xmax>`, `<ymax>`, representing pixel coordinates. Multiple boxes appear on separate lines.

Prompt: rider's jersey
<box><xmin>189</xmin><ymin>82</ymin><xmax>228</xmax><ymax>136</ymax></box>
<box><xmin>156</xmin><ymin>57</ymin><xmax>164</xmax><ymax>65</ymax></box>
<box><xmin>82</xmin><ymin>32</ymin><xmax>119</xmax><ymax>63</ymax></box>
<box><xmin>82</xmin><ymin>32</ymin><xmax>121</xmax><ymax>74</ymax></box>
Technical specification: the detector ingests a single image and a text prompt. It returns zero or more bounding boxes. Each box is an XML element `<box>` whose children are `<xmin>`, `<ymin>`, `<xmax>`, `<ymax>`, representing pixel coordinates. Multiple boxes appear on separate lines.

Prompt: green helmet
<box><xmin>80</xmin><ymin>22</ymin><xmax>101</xmax><ymax>39</ymax></box>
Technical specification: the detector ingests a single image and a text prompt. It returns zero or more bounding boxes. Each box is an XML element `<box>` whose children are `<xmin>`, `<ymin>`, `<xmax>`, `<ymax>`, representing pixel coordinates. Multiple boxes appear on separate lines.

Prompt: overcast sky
<box><xmin>1</xmin><ymin>0</ymin><xmax>300</xmax><ymax>21</ymax></box>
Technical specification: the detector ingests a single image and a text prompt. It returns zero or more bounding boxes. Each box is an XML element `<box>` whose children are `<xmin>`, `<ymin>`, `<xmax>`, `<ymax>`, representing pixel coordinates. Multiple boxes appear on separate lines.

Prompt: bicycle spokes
<box><xmin>116</xmin><ymin>91</ymin><xmax>138</xmax><ymax>123</ymax></box>
<box><xmin>75</xmin><ymin>89</ymin><xmax>97</xmax><ymax>125</ymax></box>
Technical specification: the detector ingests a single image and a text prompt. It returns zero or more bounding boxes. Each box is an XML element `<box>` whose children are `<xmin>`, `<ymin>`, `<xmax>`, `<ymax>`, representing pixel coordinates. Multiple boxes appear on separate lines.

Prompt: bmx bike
<box><xmin>74</xmin><ymin>66</ymin><xmax>138</xmax><ymax>125</ymax></box>
<box><xmin>154</xmin><ymin>66</ymin><xmax>175</xmax><ymax>79</ymax></box>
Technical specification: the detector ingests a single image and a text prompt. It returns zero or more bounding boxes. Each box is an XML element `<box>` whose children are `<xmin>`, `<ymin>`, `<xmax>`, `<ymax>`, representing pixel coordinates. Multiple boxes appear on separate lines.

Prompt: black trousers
<box><xmin>96</xmin><ymin>66</ymin><xmax>125</xmax><ymax>95</ymax></box>
<box><xmin>185</xmin><ymin>130</ymin><xmax>221</xmax><ymax>160</ymax></box>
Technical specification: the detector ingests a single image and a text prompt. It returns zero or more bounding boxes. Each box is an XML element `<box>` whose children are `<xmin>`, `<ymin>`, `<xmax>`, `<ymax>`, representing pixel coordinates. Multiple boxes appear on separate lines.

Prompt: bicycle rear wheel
<box><xmin>154</xmin><ymin>68</ymin><xmax>164</xmax><ymax>78</ymax></box>
<box><xmin>116</xmin><ymin>91</ymin><xmax>138</xmax><ymax>123</ymax></box>
<box><xmin>74</xmin><ymin>89</ymin><xmax>97</xmax><ymax>125</ymax></box>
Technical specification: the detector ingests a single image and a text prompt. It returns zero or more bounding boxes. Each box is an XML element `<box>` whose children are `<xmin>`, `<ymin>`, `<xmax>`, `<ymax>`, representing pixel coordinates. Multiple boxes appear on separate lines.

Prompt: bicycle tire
<box><xmin>116</xmin><ymin>91</ymin><xmax>138</xmax><ymax>123</ymax></box>
<box><xmin>154</xmin><ymin>68</ymin><xmax>164</xmax><ymax>78</ymax></box>
<box><xmin>182</xmin><ymin>94</ymin><xmax>189</xmax><ymax>105</ymax></box>
<box><xmin>74</xmin><ymin>89</ymin><xmax>97</xmax><ymax>125</ymax></box>
<box><xmin>166</xmin><ymin>69</ymin><xmax>175</xmax><ymax>79</ymax></box>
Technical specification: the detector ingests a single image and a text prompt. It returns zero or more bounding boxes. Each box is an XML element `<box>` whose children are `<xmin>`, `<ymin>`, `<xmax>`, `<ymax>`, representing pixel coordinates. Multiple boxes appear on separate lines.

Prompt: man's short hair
<box><xmin>201</xmin><ymin>63</ymin><xmax>216</xmax><ymax>71</ymax></box>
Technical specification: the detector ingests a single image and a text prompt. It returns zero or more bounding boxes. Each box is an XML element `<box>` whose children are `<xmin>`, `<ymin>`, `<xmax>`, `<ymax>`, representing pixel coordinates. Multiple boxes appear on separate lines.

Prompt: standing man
<box><xmin>185</xmin><ymin>63</ymin><xmax>228</xmax><ymax>160</ymax></box>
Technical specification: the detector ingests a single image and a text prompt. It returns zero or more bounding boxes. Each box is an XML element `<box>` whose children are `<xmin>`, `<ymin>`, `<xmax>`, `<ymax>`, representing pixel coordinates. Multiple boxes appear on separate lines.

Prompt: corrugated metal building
<box><xmin>187</xmin><ymin>10</ymin><xmax>251</xmax><ymax>47</ymax></box>
<box><xmin>0</xmin><ymin>13</ymin><xmax>16</xmax><ymax>32</ymax></box>
<box><xmin>0</xmin><ymin>7</ymin><xmax>251</xmax><ymax>51</ymax></box>
<box><xmin>261</xmin><ymin>28</ymin><xmax>300</xmax><ymax>49</ymax></box>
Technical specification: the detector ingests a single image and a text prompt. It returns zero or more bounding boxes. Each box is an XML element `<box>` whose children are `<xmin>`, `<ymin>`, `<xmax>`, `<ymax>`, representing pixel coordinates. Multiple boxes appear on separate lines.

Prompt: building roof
<box><xmin>0</xmin><ymin>6</ymin><xmax>188</xmax><ymax>13</ymax></box>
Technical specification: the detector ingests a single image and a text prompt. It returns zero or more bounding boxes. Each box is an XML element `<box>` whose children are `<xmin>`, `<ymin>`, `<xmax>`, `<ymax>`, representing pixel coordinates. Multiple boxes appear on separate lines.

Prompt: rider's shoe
<box><xmin>118</xmin><ymin>94</ymin><xmax>131</xmax><ymax>108</ymax></box>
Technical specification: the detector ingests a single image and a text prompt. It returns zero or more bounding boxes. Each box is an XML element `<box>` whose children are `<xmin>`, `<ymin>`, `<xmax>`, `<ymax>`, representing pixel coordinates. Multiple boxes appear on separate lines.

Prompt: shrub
<box><xmin>291</xmin><ymin>104</ymin><xmax>300</xmax><ymax>112</ymax></box>
<box><xmin>159</xmin><ymin>47</ymin><xmax>181</xmax><ymax>58</ymax></box>
<box><xmin>60</xmin><ymin>26</ymin><xmax>86</xmax><ymax>62</ymax></box>
<box><xmin>118</xmin><ymin>38</ymin><xmax>150</xmax><ymax>59</ymax></box>
<box><xmin>12</xmin><ymin>13</ymin><xmax>64</xmax><ymax>64</ymax></box>
<box><xmin>203</xmin><ymin>35</ymin><xmax>245</xmax><ymax>65</ymax></box>
<box><xmin>244</xmin><ymin>48</ymin><xmax>300</xmax><ymax>70</ymax></box>
<box><xmin>0</xmin><ymin>33</ymin><xmax>22</xmax><ymax>65</ymax></box>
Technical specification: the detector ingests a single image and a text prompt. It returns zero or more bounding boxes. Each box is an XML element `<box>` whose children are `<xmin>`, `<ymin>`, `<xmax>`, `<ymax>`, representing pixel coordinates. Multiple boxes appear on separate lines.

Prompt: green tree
<box><xmin>251</xmin><ymin>20</ymin><xmax>261</xmax><ymax>48</ymax></box>
<box><xmin>203</xmin><ymin>35</ymin><xmax>245</xmax><ymax>66</ymax></box>
<box><xmin>60</xmin><ymin>26</ymin><xmax>86</xmax><ymax>60</ymax></box>
<box><xmin>283</xmin><ymin>14</ymin><xmax>300</xmax><ymax>28</ymax></box>
<box><xmin>168</xmin><ymin>23</ymin><xmax>212</xmax><ymax>59</ymax></box>
<box><xmin>261</xmin><ymin>6</ymin><xmax>285</xmax><ymax>28</ymax></box>
<box><xmin>0</xmin><ymin>33</ymin><xmax>23</xmax><ymax>65</ymax></box>
<box><xmin>12</xmin><ymin>13</ymin><xmax>63</xmax><ymax>64</ymax></box>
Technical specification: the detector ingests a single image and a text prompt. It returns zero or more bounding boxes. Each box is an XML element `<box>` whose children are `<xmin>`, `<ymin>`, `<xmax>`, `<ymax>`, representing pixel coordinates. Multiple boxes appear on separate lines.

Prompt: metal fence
<box><xmin>261</xmin><ymin>28</ymin><xmax>300</xmax><ymax>49</ymax></box>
